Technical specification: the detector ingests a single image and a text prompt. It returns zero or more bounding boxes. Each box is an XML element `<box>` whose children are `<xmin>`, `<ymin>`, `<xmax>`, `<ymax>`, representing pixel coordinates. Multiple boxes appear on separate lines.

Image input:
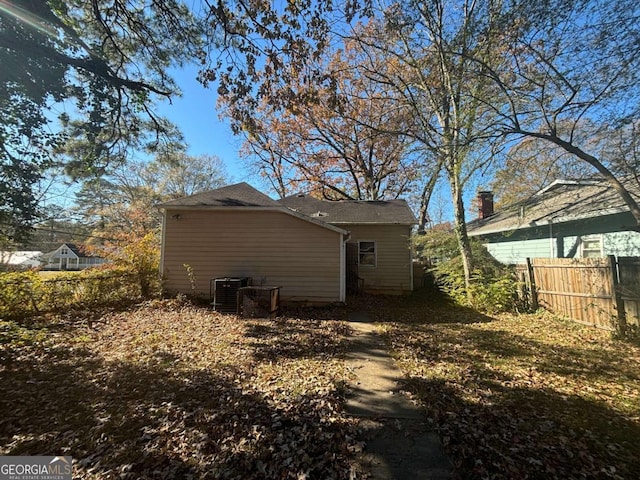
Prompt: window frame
<box><xmin>358</xmin><ymin>240</ymin><xmax>377</xmax><ymax>267</ymax></box>
<box><xmin>580</xmin><ymin>234</ymin><xmax>603</xmax><ymax>258</ymax></box>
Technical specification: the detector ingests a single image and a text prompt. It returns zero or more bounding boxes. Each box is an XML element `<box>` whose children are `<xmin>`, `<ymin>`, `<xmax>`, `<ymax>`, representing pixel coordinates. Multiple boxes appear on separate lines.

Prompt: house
<box><xmin>158</xmin><ymin>182</ymin><xmax>417</xmax><ymax>304</ymax></box>
<box><xmin>467</xmin><ymin>179</ymin><xmax>640</xmax><ymax>265</ymax></box>
<box><xmin>0</xmin><ymin>251</ymin><xmax>43</xmax><ymax>270</ymax></box>
<box><xmin>41</xmin><ymin>243</ymin><xmax>108</xmax><ymax>270</ymax></box>
<box><xmin>279</xmin><ymin>192</ymin><xmax>417</xmax><ymax>295</ymax></box>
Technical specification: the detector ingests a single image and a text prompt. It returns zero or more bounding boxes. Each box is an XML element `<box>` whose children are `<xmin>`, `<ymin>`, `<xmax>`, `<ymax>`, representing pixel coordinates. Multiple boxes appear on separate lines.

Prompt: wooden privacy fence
<box><xmin>516</xmin><ymin>256</ymin><xmax>640</xmax><ymax>330</ymax></box>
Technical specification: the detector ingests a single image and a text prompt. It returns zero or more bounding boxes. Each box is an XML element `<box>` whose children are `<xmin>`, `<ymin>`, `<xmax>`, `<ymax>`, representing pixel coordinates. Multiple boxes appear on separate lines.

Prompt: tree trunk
<box><xmin>417</xmin><ymin>172</ymin><xmax>440</xmax><ymax>234</ymax></box>
<box><xmin>450</xmin><ymin>175</ymin><xmax>474</xmax><ymax>290</ymax></box>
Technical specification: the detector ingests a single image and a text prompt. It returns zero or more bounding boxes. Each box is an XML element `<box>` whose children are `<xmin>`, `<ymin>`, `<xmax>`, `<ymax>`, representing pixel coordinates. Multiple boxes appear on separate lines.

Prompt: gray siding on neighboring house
<box><xmin>483</xmin><ymin>229</ymin><xmax>640</xmax><ymax>264</ymax></box>
<box><xmin>345</xmin><ymin>224</ymin><xmax>413</xmax><ymax>294</ymax></box>
<box><xmin>485</xmin><ymin>238</ymin><xmax>553</xmax><ymax>265</ymax></box>
<box><xmin>603</xmin><ymin>231</ymin><xmax>640</xmax><ymax>257</ymax></box>
<box><xmin>162</xmin><ymin>209</ymin><xmax>343</xmax><ymax>303</ymax></box>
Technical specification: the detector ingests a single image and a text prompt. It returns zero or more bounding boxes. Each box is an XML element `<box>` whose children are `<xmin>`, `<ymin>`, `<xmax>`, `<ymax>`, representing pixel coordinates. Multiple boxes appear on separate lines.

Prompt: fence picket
<box><xmin>517</xmin><ymin>257</ymin><xmax>628</xmax><ymax>330</ymax></box>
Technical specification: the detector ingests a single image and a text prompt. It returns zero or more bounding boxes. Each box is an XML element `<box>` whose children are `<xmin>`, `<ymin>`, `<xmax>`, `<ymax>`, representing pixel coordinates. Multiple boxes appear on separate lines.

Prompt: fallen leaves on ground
<box><xmin>375</xmin><ymin>292</ymin><xmax>640</xmax><ymax>479</ymax></box>
<box><xmin>0</xmin><ymin>299</ymin><xmax>360</xmax><ymax>479</ymax></box>
<box><xmin>6</xmin><ymin>290</ymin><xmax>637</xmax><ymax>479</ymax></box>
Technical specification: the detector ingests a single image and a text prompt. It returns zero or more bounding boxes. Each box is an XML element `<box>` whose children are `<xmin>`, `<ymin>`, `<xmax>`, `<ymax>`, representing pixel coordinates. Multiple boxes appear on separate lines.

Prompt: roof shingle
<box><xmin>157</xmin><ymin>182</ymin><xmax>280</xmax><ymax>208</ymax></box>
<box><xmin>158</xmin><ymin>183</ymin><xmax>417</xmax><ymax>225</ymax></box>
<box><xmin>467</xmin><ymin>178</ymin><xmax>640</xmax><ymax>236</ymax></box>
<box><xmin>279</xmin><ymin>194</ymin><xmax>417</xmax><ymax>225</ymax></box>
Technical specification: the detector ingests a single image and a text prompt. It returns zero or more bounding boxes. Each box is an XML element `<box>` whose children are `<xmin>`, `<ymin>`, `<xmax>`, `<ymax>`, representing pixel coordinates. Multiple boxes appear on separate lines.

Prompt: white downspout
<box><xmin>159</xmin><ymin>209</ymin><xmax>167</xmax><ymax>278</ymax></box>
<box><xmin>548</xmin><ymin>219</ymin><xmax>555</xmax><ymax>258</ymax></box>
<box><xmin>339</xmin><ymin>233</ymin><xmax>347</xmax><ymax>303</ymax></box>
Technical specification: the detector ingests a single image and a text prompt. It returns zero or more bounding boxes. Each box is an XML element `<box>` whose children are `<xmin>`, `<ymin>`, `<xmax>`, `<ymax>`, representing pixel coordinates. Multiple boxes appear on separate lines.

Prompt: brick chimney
<box><xmin>477</xmin><ymin>191</ymin><xmax>494</xmax><ymax>219</ymax></box>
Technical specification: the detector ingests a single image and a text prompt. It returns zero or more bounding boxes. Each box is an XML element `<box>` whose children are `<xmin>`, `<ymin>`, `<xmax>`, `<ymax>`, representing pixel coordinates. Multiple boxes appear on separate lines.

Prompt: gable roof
<box><xmin>157</xmin><ymin>182</ymin><xmax>280</xmax><ymax>208</ymax></box>
<box><xmin>157</xmin><ymin>182</ymin><xmax>348</xmax><ymax>234</ymax></box>
<box><xmin>279</xmin><ymin>194</ymin><xmax>417</xmax><ymax>225</ymax></box>
<box><xmin>42</xmin><ymin>243</ymin><xmax>92</xmax><ymax>259</ymax></box>
<box><xmin>467</xmin><ymin>178</ymin><xmax>640</xmax><ymax>236</ymax></box>
<box><xmin>63</xmin><ymin>243</ymin><xmax>83</xmax><ymax>257</ymax></box>
<box><xmin>158</xmin><ymin>182</ymin><xmax>417</xmax><ymax>226</ymax></box>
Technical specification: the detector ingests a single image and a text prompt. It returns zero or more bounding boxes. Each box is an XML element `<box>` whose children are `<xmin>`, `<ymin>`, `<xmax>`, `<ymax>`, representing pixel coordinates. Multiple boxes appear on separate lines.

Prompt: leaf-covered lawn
<box><xmin>4</xmin><ymin>293</ymin><xmax>639</xmax><ymax>479</ymax></box>
<box><xmin>364</xmin><ymin>292</ymin><xmax>640</xmax><ymax>479</ymax></box>
<box><xmin>0</xmin><ymin>300</ymin><xmax>359</xmax><ymax>479</ymax></box>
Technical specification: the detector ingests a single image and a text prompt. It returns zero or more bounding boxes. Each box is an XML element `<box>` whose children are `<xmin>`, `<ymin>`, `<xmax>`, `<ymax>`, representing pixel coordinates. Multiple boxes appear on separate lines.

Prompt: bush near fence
<box><xmin>0</xmin><ymin>267</ymin><xmax>144</xmax><ymax>319</ymax></box>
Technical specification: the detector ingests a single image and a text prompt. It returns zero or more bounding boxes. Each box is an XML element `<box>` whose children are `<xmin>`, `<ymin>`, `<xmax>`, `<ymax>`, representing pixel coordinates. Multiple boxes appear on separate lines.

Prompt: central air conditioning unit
<box><xmin>210</xmin><ymin>277</ymin><xmax>250</xmax><ymax>313</ymax></box>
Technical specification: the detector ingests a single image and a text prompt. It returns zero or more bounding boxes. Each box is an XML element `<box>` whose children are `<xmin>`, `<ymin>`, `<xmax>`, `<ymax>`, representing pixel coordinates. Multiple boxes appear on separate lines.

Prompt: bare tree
<box><xmin>226</xmin><ymin>40</ymin><xmax>419</xmax><ymax>201</ymax></box>
<box><xmin>348</xmin><ymin>1</ymin><xmax>509</xmax><ymax>288</ymax></box>
<box><xmin>479</xmin><ymin>0</ymin><xmax>640</xmax><ymax>224</ymax></box>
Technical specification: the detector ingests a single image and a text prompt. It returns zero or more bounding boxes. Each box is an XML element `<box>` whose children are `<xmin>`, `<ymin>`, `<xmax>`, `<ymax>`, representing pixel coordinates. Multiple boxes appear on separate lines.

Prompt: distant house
<box><xmin>0</xmin><ymin>251</ymin><xmax>43</xmax><ymax>270</ymax></box>
<box><xmin>467</xmin><ymin>179</ymin><xmax>640</xmax><ymax>265</ymax></box>
<box><xmin>158</xmin><ymin>182</ymin><xmax>417</xmax><ymax>304</ymax></box>
<box><xmin>41</xmin><ymin>243</ymin><xmax>107</xmax><ymax>271</ymax></box>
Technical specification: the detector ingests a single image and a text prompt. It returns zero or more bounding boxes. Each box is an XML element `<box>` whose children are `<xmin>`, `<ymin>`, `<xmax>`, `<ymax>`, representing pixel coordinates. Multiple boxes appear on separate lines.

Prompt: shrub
<box><xmin>0</xmin><ymin>267</ymin><xmax>142</xmax><ymax>319</ymax></box>
<box><xmin>38</xmin><ymin>272</ymin><xmax>77</xmax><ymax>311</ymax></box>
<box><xmin>416</xmin><ymin>229</ymin><xmax>519</xmax><ymax>314</ymax></box>
<box><xmin>97</xmin><ymin>232</ymin><xmax>161</xmax><ymax>297</ymax></box>
<box><xmin>0</xmin><ymin>271</ymin><xmax>40</xmax><ymax>318</ymax></box>
<box><xmin>75</xmin><ymin>266</ymin><xmax>142</xmax><ymax>306</ymax></box>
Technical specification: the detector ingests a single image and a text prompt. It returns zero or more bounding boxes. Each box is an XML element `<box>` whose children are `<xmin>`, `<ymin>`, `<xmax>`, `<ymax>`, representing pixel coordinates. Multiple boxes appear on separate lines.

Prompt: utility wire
<box><xmin>31</xmin><ymin>227</ymin><xmax>116</xmax><ymax>242</ymax></box>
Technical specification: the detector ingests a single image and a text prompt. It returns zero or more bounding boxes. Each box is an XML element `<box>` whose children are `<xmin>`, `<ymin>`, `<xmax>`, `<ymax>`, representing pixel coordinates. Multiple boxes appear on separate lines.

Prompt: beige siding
<box><xmin>162</xmin><ymin>209</ymin><xmax>342</xmax><ymax>303</ymax></box>
<box><xmin>346</xmin><ymin>224</ymin><xmax>413</xmax><ymax>294</ymax></box>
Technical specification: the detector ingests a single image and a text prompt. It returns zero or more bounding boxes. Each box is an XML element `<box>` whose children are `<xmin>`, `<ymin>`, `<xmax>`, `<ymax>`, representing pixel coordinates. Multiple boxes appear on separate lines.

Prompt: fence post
<box><xmin>526</xmin><ymin>258</ymin><xmax>538</xmax><ymax>310</ymax></box>
<box><xmin>608</xmin><ymin>255</ymin><xmax>627</xmax><ymax>332</ymax></box>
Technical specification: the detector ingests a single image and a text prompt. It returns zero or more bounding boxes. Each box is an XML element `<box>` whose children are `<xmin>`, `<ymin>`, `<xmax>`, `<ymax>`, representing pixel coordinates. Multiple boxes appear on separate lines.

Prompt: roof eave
<box><xmin>161</xmin><ymin>205</ymin><xmax>349</xmax><ymax>235</ymax></box>
<box><xmin>468</xmin><ymin>206</ymin><xmax>631</xmax><ymax>237</ymax></box>
<box><xmin>328</xmin><ymin>220</ymin><xmax>417</xmax><ymax>226</ymax></box>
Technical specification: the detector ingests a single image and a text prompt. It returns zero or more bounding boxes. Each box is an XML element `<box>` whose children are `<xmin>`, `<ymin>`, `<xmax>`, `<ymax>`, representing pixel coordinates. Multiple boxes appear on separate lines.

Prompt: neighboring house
<box><xmin>41</xmin><ymin>243</ymin><xmax>107</xmax><ymax>270</ymax></box>
<box><xmin>467</xmin><ymin>179</ymin><xmax>640</xmax><ymax>265</ymax></box>
<box><xmin>158</xmin><ymin>182</ymin><xmax>417</xmax><ymax>304</ymax></box>
<box><xmin>0</xmin><ymin>251</ymin><xmax>43</xmax><ymax>270</ymax></box>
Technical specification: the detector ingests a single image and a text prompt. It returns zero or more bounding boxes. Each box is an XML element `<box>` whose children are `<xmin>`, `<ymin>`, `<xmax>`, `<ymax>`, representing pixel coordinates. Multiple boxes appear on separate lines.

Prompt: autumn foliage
<box><xmin>0</xmin><ymin>268</ymin><xmax>141</xmax><ymax>319</ymax></box>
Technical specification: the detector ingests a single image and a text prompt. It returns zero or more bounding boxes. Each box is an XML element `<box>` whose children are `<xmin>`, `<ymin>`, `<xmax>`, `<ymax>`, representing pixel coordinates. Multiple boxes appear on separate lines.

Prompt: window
<box><xmin>60</xmin><ymin>248</ymin><xmax>68</xmax><ymax>255</ymax></box>
<box><xmin>358</xmin><ymin>241</ymin><xmax>376</xmax><ymax>267</ymax></box>
<box><xmin>581</xmin><ymin>235</ymin><xmax>603</xmax><ymax>258</ymax></box>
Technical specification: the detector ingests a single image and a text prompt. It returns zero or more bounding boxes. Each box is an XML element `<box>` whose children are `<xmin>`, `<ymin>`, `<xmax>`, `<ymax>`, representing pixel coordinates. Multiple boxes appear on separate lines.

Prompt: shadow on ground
<box><xmin>243</xmin><ymin>316</ymin><xmax>350</xmax><ymax>361</ymax></box>
<box><xmin>402</xmin><ymin>375</ymin><xmax>640</xmax><ymax>479</ymax></box>
<box><xmin>345</xmin><ymin>288</ymin><xmax>640</xmax><ymax>478</ymax></box>
<box><xmin>347</xmin><ymin>287</ymin><xmax>495</xmax><ymax>326</ymax></box>
<box><xmin>0</xmin><ymin>308</ymin><xmax>357</xmax><ymax>479</ymax></box>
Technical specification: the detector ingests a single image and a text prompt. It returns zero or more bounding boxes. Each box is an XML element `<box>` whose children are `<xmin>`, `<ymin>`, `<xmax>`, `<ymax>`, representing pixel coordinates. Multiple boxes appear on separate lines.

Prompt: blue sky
<box><xmin>155</xmin><ymin>65</ymin><xmax>469</xmax><ymax>223</ymax></box>
<box><xmin>43</xmin><ymin>64</ymin><xmax>473</xmax><ymax>223</ymax></box>
<box><xmin>157</xmin><ymin>65</ymin><xmax>258</xmax><ymax>186</ymax></box>
<box><xmin>43</xmin><ymin>65</ymin><xmax>262</xmax><ymax>212</ymax></box>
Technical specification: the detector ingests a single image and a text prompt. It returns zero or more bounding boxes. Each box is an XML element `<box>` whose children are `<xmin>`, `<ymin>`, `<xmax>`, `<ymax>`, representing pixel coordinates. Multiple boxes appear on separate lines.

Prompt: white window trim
<box><xmin>580</xmin><ymin>234</ymin><xmax>604</xmax><ymax>258</ymax></box>
<box><xmin>358</xmin><ymin>240</ymin><xmax>377</xmax><ymax>267</ymax></box>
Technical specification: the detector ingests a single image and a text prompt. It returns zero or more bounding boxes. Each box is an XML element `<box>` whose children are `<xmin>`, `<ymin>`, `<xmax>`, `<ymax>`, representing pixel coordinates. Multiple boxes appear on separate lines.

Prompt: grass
<box><xmin>2</xmin><ymin>290</ymin><xmax>639</xmax><ymax>479</ymax></box>
<box><xmin>354</xmin><ymin>289</ymin><xmax>640</xmax><ymax>479</ymax></box>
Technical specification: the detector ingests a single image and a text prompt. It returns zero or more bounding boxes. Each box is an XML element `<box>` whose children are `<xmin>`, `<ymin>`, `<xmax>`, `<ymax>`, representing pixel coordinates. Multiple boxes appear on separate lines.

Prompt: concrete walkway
<box><xmin>345</xmin><ymin>311</ymin><xmax>452</xmax><ymax>479</ymax></box>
